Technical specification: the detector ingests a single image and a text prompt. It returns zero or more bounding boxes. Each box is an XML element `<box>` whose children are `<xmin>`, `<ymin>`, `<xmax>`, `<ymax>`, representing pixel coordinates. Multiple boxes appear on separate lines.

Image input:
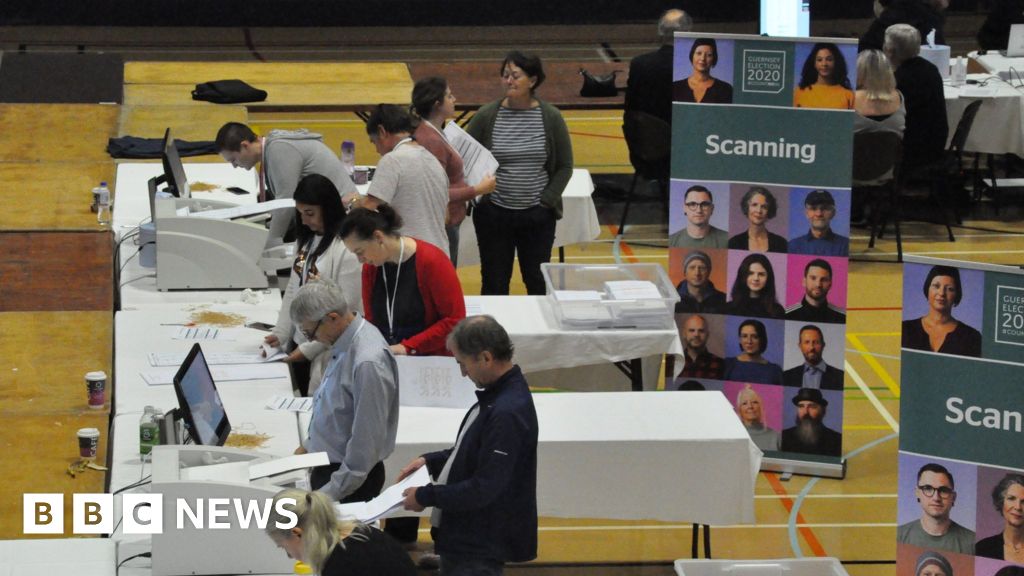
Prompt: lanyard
<box><xmin>381</xmin><ymin>238</ymin><xmax>404</xmax><ymax>342</ymax></box>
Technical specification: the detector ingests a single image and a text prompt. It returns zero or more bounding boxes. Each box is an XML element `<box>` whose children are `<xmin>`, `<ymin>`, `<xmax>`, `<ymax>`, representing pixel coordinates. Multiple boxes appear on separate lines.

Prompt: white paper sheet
<box><xmin>149</xmin><ymin>350</ymin><xmax>285</xmax><ymax>366</ymax></box>
<box><xmin>266</xmin><ymin>395</ymin><xmax>314</xmax><ymax>412</ymax></box>
<box><xmin>180</xmin><ymin>460</ymin><xmax>251</xmax><ymax>483</ymax></box>
<box><xmin>335</xmin><ymin>467</ymin><xmax>430</xmax><ymax>522</ymax></box>
<box><xmin>443</xmin><ymin>121</ymin><xmax>498</xmax><ymax>187</ymax></box>
<box><xmin>188</xmin><ymin>198</ymin><xmax>295</xmax><ymax>220</ymax></box>
<box><xmin>141</xmin><ymin>364</ymin><xmax>287</xmax><ymax>386</ymax></box>
<box><xmin>172</xmin><ymin>326</ymin><xmax>239</xmax><ymax>341</ymax></box>
<box><xmin>249</xmin><ymin>452</ymin><xmax>330</xmax><ymax>481</ymax></box>
<box><xmin>396</xmin><ymin>356</ymin><xmax>478</xmax><ymax>408</ymax></box>
<box><xmin>464</xmin><ymin>296</ymin><xmax>486</xmax><ymax>317</ymax></box>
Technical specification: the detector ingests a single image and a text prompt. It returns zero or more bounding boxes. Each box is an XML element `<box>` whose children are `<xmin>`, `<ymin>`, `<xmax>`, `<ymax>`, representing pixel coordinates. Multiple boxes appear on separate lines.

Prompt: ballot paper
<box><xmin>603</xmin><ymin>280</ymin><xmax>662</xmax><ymax>300</ymax></box>
<box><xmin>140</xmin><ymin>363</ymin><xmax>287</xmax><ymax>386</ymax></box>
<box><xmin>173</xmin><ymin>326</ymin><xmax>239</xmax><ymax>341</ymax></box>
<box><xmin>553</xmin><ymin>290</ymin><xmax>603</xmax><ymax>302</ymax></box>
<box><xmin>463</xmin><ymin>296</ymin><xmax>486</xmax><ymax>317</ymax></box>
<box><xmin>188</xmin><ymin>198</ymin><xmax>295</xmax><ymax>220</ymax></box>
<box><xmin>148</xmin><ymin>349</ymin><xmax>286</xmax><ymax>367</ymax></box>
<box><xmin>335</xmin><ymin>467</ymin><xmax>430</xmax><ymax>522</ymax></box>
<box><xmin>266</xmin><ymin>395</ymin><xmax>313</xmax><ymax>413</ymax></box>
<box><xmin>444</xmin><ymin>121</ymin><xmax>498</xmax><ymax>187</ymax></box>
<box><xmin>249</xmin><ymin>452</ymin><xmax>329</xmax><ymax>481</ymax></box>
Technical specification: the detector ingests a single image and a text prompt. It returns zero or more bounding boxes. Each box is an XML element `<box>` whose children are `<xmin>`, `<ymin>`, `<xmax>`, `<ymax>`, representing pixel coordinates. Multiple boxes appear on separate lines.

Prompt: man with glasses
<box><xmin>897</xmin><ymin>463</ymin><xmax>975</xmax><ymax>553</ymax></box>
<box><xmin>788</xmin><ymin>190</ymin><xmax>849</xmax><ymax>256</ymax></box>
<box><xmin>668</xmin><ymin>185</ymin><xmax>729</xmax><ymax>248</ymax></box>
<box><xmin>290</xmin><ymin>280</ymin><xmax>400</xmax><ymax>504</ymax></box>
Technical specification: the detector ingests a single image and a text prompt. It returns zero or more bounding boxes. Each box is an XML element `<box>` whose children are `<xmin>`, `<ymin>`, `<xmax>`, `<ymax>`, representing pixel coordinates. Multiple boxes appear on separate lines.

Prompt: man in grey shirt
<box><xmin>668</xmin><ymin>185</ymin><xmax>729</xmax><ymax>248</ymax></box>
<box><xmin>290</xmin><ymin>280</ymin><xmax>399</xmax><ymax>503</ymax></box>
<box><xmin>897</xmin><ymin>463</ymin><xmax>975</xmax><ymax>554</ymax></box>
<box><xmin>345</xmin><ymin>105</ymin><xmax>450</xmax><ymax>256</ymax></box>
<box><xmin>216</xmin><ymin>122</ymin><xmax>357</xmax><ymax>245</ymax></box>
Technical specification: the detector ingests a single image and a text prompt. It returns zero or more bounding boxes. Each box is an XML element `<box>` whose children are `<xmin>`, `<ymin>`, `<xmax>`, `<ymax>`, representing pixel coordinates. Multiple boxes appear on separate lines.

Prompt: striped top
<box><xmin>490</xmin><ymin>106</ymin><xmax>549</xmax><ymax>210</ymax></box>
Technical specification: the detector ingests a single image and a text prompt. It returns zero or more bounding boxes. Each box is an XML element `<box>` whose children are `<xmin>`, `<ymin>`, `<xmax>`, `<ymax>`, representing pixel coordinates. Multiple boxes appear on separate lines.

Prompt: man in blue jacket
<box><xmin>401</xmin><ymin>315</ymin><xmax>538</xmax><ymax>576</ymax></box>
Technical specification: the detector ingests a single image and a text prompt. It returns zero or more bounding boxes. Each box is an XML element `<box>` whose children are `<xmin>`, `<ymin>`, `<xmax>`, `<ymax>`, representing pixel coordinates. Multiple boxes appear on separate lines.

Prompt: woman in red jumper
<box><xmin>340</xmin><ymin>204</ymin><xmax>466</xmax><ymax>357</ymax></box>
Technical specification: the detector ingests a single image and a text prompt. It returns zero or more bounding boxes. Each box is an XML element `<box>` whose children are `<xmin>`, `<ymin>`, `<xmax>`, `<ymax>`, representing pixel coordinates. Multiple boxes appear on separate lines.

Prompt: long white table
<box><xmin>945</xmin><ymin>72</ymin><xmax>1024</xmax><ymax>156</ymax></box>
<box><xmin>0</xmin><ymin>539</ymin><xmax>116</xmax><ymax>575</ymax></box>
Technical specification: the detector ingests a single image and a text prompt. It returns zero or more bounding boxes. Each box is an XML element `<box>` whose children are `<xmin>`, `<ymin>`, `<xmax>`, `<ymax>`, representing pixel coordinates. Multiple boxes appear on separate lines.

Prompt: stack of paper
<box><xmin>604</xmin><ymin>280</ymin><xmax>662</xmax><ymax>300</ymax></box>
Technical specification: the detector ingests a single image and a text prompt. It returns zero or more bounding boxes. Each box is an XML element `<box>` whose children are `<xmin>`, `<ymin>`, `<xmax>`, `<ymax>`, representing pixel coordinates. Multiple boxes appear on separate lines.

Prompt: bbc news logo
<box><xmin>23</xmin><ymin>494</ymin><xmax>297</xmax><ymax>535</ymax></box>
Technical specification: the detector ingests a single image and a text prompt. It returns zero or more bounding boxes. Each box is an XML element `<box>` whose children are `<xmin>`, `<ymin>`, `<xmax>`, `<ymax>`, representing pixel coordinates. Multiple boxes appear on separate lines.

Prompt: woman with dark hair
<box><xmin>975</xmin><ymin>473</ymin><xmax>1024</xmax><ymax>562</ymax></box>
<box><xmin>794</xmin><ymin>43</ymin><xmax>855</xmax><ymax>110</ymax></box>
<box><xmin>411</xmin><ymin>76</ymin><xmax>496</xmax><ymax>266</ymax></box>
<box><xmin>340</xmin><ymin>204</ymin><xmax>465</xmax><ymax>358</ymax></box>
<box><xmin>465</xmin><ymin>51</ymin><xmax>573</xmax><ymax>295</ymax></box>
<box><xmin>265</xmin><ymin>174</ymin><xmax>361</xmax><ymax>396</ymax></box>
<box><xmin>725</xmin><ymin>253</ymin><xmax>785</xmax><ymax>319</ymax></box>
<box><xmin>265</xmin><ymin>488</ymin><xmax>416</xmax><ymax>576</ymax></box>
<box><xmin>727</xmin><ymin>186</ymin><xmax>788</xmax><ymax>253</ymax></box>
<box><xmin>723</xmin><ymin>319</ymin><xmax>783</xmax><ymax>385</ymax></box>
<box><xmin>672</xmin><ymin>38</ymin><xmax>734</xmax><ymax>103</ymax></box>
<box><xmin>901</xmin><ymin>265</ymin><xmax>981</xmax><ymax>357</ymax></box>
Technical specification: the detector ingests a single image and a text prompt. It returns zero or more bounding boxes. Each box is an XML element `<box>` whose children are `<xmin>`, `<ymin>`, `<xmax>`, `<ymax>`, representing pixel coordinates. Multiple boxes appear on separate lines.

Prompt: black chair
<box><xmin>852</xmin><ymin>129</ymin><xmax>903</xmax><ymax>260</ymax></box>
<box><xmin>619</xmin><ymin>110</ymin><xmax>671</xmax><ymax>237</ymax></box>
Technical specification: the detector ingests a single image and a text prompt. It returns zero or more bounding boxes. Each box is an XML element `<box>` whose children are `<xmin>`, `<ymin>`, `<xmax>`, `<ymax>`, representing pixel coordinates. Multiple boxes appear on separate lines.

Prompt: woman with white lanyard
<box><xmin>411</xmin><ymin>76</ymin><xmax>496</xmax><ymax>266</ymax></box>
<box><xmin>265</xmin><ymin>174</ymin><xmax>362</xmax><ymax>396</ymax></box>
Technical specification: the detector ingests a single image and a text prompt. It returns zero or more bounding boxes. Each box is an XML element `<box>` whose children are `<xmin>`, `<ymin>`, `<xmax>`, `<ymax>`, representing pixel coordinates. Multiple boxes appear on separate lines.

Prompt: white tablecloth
<box><xmin>0</xmin><ymin>539</ymin><xmax>116</xmax><ymax>575</ymax></box>
<box><xmin>945</xmin><ymin>72</ymin><xmax>1024</xmax><ymax>156</ymax></box>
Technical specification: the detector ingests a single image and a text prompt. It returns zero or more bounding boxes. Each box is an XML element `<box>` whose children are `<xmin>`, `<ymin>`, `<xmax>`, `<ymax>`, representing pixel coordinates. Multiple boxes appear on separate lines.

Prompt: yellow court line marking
<box><xmin>847</xmin><ymin>332</ymin><xmax>901</xmax><ymax>337</ymax></box>
<box><xmin>845</xmin><ymin>424</ymin><xmax>898</xmax><ymax>430</ymax></box>
<box><xmin>756</xmin><ymin>493</ymin><xmax>897</xmax><ymax>499</ymax></box>
<box><xmin>847</xmin><ymin>334</ymin><xmax>901</xmax><ymax>398</ymax></box>
<box><xmin>846</xmin><ymin>360</ymin><xmax>900</xmax><ymax>433</ymax></box>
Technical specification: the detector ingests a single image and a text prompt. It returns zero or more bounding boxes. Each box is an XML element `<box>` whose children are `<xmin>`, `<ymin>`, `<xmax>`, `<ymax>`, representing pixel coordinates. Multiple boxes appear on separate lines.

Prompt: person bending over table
<box><xmin>290</xmin><ymin>280</ymin><xmax>399</xmax><ymax>503</ymax></box>
<box><xmin>976</xmin><ymin>473</ymin><xmax>1024</xmax><ymax>562</ymax></box>
<box><xmin>265</xmin><ymin>174</ymin><xmax>362</xmax><ymax>396</ymax></box>
<box><xmin>345</xmin><ymin>105</ymin><xmax>450</xmax><ymax>257</ymax></box>
<box><xmin>725</xmin><ymin>253</ymin><xmax>785</xmax><ymax>319</ymax></box>
<box><xmin>727</xmin><ymin>186</ymin><xmax>788</xmax><ymax>253</ymax></box>
<box><xmin>411</xmin><ymin>76</ymin><xmax>496</xmax><ymax>267</ymax></box>
<box><xmin>265</xmin><ymin>488</ymin><xmax>416</xmax><ymax>576</ymax></box>
<box><xmin>341</xmin><ymin>205</ymin><xmax>465</xmax><ymax>357</ymax></box>
<box><xmin>794</xmin><ymin>43</ymin><xmax>854</xmax><ymax>110</ymax></box>
<box><xmin>901</xmin><ymin>265</ymin><xmax>981</xmax><ymax>357</ymax></box>
<box><xmin>723</xmin><ymin>319</ymin><xmax>783</xmax><ymax>385</ymax></box>
<box><xmin>672</xmin><ymin>38</ymin><xmax>733</xmax><ymax>104</ymax></box>
<box><xmin>465</xmin><ymin>50</ymin><xmax>574</xmax><ymax>295</ymax></box>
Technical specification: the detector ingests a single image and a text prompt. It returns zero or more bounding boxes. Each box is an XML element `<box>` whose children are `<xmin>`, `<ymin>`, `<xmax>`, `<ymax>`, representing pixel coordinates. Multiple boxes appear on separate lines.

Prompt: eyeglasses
<box><xmin>918</xmin><ymin>485</ymin><xmax>954</xmax><ymax>498</ymax></box>
<box><xmin>685</xmin><ymin>201</ymin><xmax>713</xmax><ymax>211</ymax></box>
<box><xmin>301</xmin><ymin>316</ymin><xmax>325</xmax><ymax>341</ymax></box>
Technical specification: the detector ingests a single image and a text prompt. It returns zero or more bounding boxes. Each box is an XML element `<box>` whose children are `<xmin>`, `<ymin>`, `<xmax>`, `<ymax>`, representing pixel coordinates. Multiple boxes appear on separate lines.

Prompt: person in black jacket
<box><xmin>625</xmin><ymin>9</ymin><xmax>692</xmax><ymax>125</ymax></box>
<box><xmin>783</xmin><ymin>325</ymin><xmax>845</xmax><ymax>390</ymax></box>
<box><xmin>884</xmin><ymin>24</ymin><xmax>948</xmax><ymax>172</ymax></box>
<box><xmin>859</xmin><ymin>0</ymin><xmax>947</xmax><ymax>52</ymax></box>
<box><xmin>978</xmin><ymin>0</ymin><xmax>1024</xmax><ymax>51</ymax></box>
<box><xmin>401</xmin><ymin>315</ymin><xmax>538</xmax><ymax>576</ymax></box>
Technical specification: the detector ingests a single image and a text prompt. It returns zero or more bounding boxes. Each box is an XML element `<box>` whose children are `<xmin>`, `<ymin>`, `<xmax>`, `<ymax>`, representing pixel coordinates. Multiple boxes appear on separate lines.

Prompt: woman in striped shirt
<box><xmin>465</xmin><ymin>51</ymin><xmax>574</xmax><ymax>295</ymax></box>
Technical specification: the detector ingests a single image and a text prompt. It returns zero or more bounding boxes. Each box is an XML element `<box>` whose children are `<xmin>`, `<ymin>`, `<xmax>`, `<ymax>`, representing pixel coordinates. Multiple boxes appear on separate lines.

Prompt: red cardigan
<box><xmin>362</xmin><ymin>239</ymin><xmax>466</xmax><ymax>356</ymax></box>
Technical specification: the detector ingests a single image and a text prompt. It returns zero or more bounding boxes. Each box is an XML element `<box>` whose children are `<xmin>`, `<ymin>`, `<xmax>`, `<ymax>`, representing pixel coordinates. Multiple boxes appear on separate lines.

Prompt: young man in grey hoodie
<box><xmin>216</xmin><ymin>122</ymin><xmax>357</xmax><ymax>245</ymax></box>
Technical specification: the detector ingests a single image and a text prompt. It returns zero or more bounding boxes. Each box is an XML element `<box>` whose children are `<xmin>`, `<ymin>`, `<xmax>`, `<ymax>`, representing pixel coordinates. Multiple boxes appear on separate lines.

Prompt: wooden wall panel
<box><xmin>0</xmin><ymin>232</ymin><xmax>113</xmax><ymax>311</ymax></box>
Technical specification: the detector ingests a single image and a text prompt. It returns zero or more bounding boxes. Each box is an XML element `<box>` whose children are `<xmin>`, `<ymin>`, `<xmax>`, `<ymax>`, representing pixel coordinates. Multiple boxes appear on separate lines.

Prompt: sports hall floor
<box><xmin>2</xmin><ymin>19</ymin><xmax>1024</xmax><ymax>575</ymax></box>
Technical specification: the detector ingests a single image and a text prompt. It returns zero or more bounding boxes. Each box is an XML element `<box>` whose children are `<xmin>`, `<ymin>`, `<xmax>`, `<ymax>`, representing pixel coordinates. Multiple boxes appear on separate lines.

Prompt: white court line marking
<box><xmin>850</xmin><ymin>232</ymin><xmax>1024</xmax><ymax>240</ymax></box>
<box><xmin>845</xmin><ymin>360</ymin><xmax>899</xmax><ymax>434</ymax></box>
<box><xmin>845</xmin><ymin>347</ymin><xmax>902</xmax><ymax>361</ymax></box>
<box><xmin>855</xmin><ymin>249</ymin><xmax>1024</xmax><ymax>257</ymax></box>
<box><xmin>755</xmin><ymin>493</ymin><xmax>897</xmax><ymax>499</ymax></box>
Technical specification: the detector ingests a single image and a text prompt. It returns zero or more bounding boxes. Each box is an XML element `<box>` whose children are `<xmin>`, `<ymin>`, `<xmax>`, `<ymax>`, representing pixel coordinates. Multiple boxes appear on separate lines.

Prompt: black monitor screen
<box><xmin>160</xmin><ymin>127</ymin><xmax>191</xmax><ymax>199</ymax></box>
<box><xmin>172</xmin><ymin>343</ymin><xmax>231</xmax><ymax>446</ymax></box>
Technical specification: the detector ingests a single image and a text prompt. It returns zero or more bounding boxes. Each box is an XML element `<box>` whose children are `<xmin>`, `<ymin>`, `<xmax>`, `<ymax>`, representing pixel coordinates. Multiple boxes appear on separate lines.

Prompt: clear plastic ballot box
<box><xmin>541</xmin><ymin>263</ymin><xmax>679</xmax><ymax>329</ymax></box>
<box><xmin>674</xmin><ymin>558</ymin><xmax>849</xmax><ymax>576</ymax></box>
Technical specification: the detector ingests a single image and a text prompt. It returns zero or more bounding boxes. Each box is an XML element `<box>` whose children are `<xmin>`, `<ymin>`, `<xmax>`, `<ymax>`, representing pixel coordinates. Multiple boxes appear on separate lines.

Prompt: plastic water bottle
<box><xmin>96</xmin><ymin>181</ymin><xmax>112</xmax><ymax>225</ymax></box>
<box><xmin>951</xmin><ymin>56</ymin><xmax>967</xmax><ymax>87</ymax></box>
<box><xmin>341</xmin><ymin>140</ymin><xmax>356</xmax><ymax>176</ymax></box>
<box><xmin>139</xmin><ymin>405</ymin><xmax>160</xmax><ymax>456</ymax></box>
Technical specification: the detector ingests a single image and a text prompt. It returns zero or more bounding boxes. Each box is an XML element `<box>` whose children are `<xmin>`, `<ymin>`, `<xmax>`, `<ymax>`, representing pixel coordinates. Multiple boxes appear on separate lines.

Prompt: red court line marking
<box><xmin>847</xmin><ymin>307</ymin><xmax>902</xmax><ymax>311</ymax></box>
<box><xmin>764</xmin><ymin>472</ymin><xmax>828</xmax><ymax>557</ymax></box>
<box><xmin>569</xmin><ymin>131</ymin><xmax>625</xmax><ymax>141</ymax></box>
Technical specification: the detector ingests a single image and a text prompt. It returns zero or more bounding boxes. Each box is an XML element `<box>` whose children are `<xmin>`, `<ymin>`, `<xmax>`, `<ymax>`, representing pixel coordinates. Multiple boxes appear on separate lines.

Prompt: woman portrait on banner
<box><xmin>725</xmin><ymin>253</ymin><xmax>785</xmax><ymax>319</ymax></box>
<box><xmin>901</xmin><ymin>265</ymin><xmax>981</xmax><ymax>357</ymax></box>
<box><xmin>727</xmin><ymin>186</ymin><xmax>788</xmax><ymax>253</ymax></box>
<box><xmin>410</xmin><ymin>76</ymin><xmax>496</xmax><ymax>266</ymax></box>
<box><xmin>723</xmin><ymin>319</ymin><xmax>783</xmax><ymax>385</ymax></box>
<box><xmin>265</xmin><ymin>174</ymin><xmax>361</xmax><ymax>396</ymax></box>
<box><xmin>793</xmin><ymin>42</ymin><xmax>855</xmax><ymax>110</ymax></box>
<box><xmin>265</xmin><ymin>488</ymin><xmax>416</xmax><ymax>576</ymax></box>
<box><xmin>735</xmin><ymin>384</ymin><xmax>780</xmax><ymax>451</ymax></box>
<box><xmin>975</xmin><ymin>473</ymin><xmax>1024</xmax><ymax>563</ymax></box>
<box><xmin>672</xmin><ymin>37</ymin><xmax>734</xmax><ymax>104</ymax></box>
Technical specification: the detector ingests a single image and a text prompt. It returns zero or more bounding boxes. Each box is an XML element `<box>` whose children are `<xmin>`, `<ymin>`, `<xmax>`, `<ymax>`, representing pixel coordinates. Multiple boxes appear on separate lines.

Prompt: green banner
<box><xmin>983</xmin><ymin>269</ymin><xmax>1024</xmax><ymax>361</ymax></box>
<box><xmin>671</xmin><ymin>104</ymin><xmax>852</xmax><ymax>188</ymax></box>
<box><xmin>731</xmin><ymin>40</ymin><xmax>795</xmax><ymax>107</ymax></box>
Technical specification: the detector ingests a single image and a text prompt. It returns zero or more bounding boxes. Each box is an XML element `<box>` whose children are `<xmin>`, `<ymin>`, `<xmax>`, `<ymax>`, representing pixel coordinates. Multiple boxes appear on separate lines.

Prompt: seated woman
<box><xmin>264</xmin><ymin>174</ymin><xmax>361</xmax><ymax>396</ymax></box>
<box><xmin>902</xmin><ymin>265</ymin><xmax>981</xmax><ymax>357</ymax></box>
<box><xmin>672</xmin><ymin>38</ymin><xmax>734</xmax><ymax>103</ymax></box>
<box><xmin>675</xmin><ymin>251</ymin><xmax>726</xmax><ymax>313</ymax></box>
<box><xmin>725</xmin><ymin>253</ymin><xmax>785</xmax><ymax>319</ymax></box>
<box><xmin>735</xmin><ymin>384</ymin><xmax>780</xmax><ymax>451</ymax></box>
<box><xmin>340</xmin><ymin>204</ymin><xmax>465</xmax><ymax>357</ymax></box>
<box><xmin>410</xmin><ymin>76</ymin><xmax>496</xmax><ymax>266</ymax></box>
<box><xmin>853</xmin><ymin>49</ymin><xmax>906</xmax><ymax>221</ymax></box>
<box><xmin>724</xmin><ymin>319</ymin><xmax>783</xmax><ymax>385</ymax></box>
<box><xmin>727</xmin><ymin>186</ymin><xmax>787</xmax><ymax>253</ymax></box>
<box><xmin>794</xmin><ymin>42</ymin><xmax>855</xmax><ymax>110</ymax></box>
<box><xmin>265</xmin><ymin>488</ymin><xmax>416</xmax><ymax>576</ymax></box>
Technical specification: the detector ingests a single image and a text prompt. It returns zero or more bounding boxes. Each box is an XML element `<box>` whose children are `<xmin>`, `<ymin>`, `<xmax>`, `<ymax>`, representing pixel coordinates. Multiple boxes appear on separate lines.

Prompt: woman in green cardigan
<box><xmin>465</xmin><ymin>50</ymin><xmax>574</xmax><ymax>295</ymax></box>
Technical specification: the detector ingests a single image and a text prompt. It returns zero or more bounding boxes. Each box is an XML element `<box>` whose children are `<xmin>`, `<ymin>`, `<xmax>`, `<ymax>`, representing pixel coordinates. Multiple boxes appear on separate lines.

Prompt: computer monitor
<box><xmin>760</xmin><ymin>0</ymin><xmax>810</xmax><ymax>37</ymax></box>
<box><xmin>148</xmin><ymin>127</ymin><xmax>191</xmax><ymax>221</ymax></box>
<box><xmin>171</xmin><ymin>343</ymin><xmax>231</xmax><ymax>446</ymax></box>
